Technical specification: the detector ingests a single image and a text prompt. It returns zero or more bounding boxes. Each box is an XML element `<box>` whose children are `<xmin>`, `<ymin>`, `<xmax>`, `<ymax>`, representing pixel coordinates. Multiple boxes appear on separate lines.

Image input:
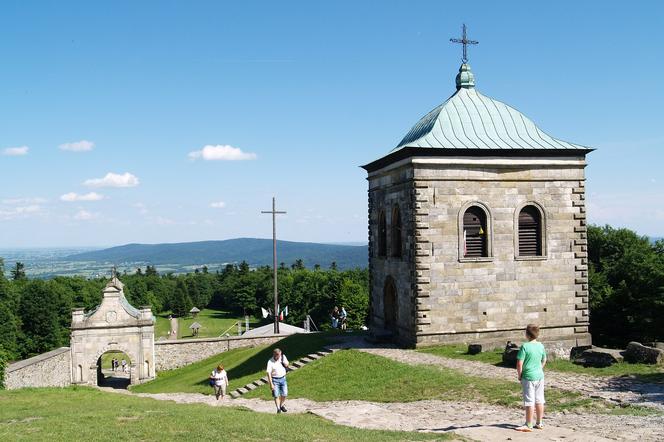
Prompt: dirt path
<box><xmin>105</xmin><ymin>389</ymin><xmax>664</xmax><ymax>441</ymax></box>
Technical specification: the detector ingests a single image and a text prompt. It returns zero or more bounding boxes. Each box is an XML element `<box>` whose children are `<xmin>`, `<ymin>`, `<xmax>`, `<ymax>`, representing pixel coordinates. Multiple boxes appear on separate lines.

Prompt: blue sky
<box><xmin>1</xmin><ymin>1</ymin><xmax>663</xmax><ymax>247</ymax></box>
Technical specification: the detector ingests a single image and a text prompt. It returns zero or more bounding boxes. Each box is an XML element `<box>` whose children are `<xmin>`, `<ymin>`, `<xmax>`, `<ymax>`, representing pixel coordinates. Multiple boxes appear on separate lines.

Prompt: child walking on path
<box><xmin>515</xmin><ymin>324</ymin><xmax>547</xmax><ymax>432</ymax></box>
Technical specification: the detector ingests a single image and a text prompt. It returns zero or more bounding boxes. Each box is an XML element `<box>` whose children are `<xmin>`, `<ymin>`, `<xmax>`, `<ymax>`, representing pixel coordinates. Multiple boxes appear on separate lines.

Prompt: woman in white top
<box><xmin>210</xmin><ymin>364</ymin><xmax>229</xmax><ymax>400</ymax></box>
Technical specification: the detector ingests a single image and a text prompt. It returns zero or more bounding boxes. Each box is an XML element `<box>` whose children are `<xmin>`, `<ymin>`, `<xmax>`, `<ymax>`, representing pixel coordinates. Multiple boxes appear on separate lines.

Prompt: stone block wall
<box><xmin>367</xmin><ymin>156</ymin><xmax>591</xmax><ymax>351</ymax></box>
<box><xmin>368</xmin><ymin>163</ymin><xmax>417</xmax><ymax>345</ymax></box>
<box><xmin>154</xmin><ymin>334</ymin><xmax>287</xmax><ymax>371</ymax></box>
<box><xmin>4</xmin><ymin>347</ymin><xmax>72</xmax><ymax>390</ymax></box>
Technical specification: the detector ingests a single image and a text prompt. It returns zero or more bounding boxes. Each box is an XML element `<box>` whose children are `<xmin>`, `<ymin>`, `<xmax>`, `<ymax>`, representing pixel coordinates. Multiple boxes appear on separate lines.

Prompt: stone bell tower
<box><xmin>363</xmin><ymin>29</ymin><xmax>592</xmax><ymax>353</ymax></box>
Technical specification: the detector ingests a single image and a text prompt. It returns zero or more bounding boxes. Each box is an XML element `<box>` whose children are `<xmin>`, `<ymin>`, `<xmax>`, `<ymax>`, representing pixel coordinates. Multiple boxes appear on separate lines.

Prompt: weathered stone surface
<box><xmin>155</xmin><ymin>335</ymin><xmax>285</xmax><ymax>371</ymax></box>
<box><xmin>467</xmin><ymin>344</ymin><xmax>482</xmax><ymax>355</ymax></box>
<box><xmin>502</xmin><ymin>342</ymin><xmax>519</xmax><ymax>367</ymax></box>
<box><xmin>70</xmin><ymin>276</ymin><xmax>155</xmax><ymax>386</ymax></box>
<box><xmin>573</xmin><ymin>347</ymin><xmax>624</xmax><ymax>368</ymax></box>
<box><xmin>624</xmin><ymin>342</ymin><xmax>664</xmax><ymax>365</ymax></box>
<box><xmin>366</xmin><ymin>156</ymin><xmax>591</xmax><ymax>352</ymax></box>
<box><xmin>5</xmin><ymin>347</ymin><xmax>71</xmax><ymax>390</ymax></box>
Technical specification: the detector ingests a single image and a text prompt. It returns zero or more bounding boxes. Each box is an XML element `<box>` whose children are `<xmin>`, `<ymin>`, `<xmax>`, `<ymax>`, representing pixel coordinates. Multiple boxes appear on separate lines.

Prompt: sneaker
<box><xmin>280</xmin><ymin>405</ymin><xmax>288</xmax><ymax>413</ymax></box>
<box><xmin>534</xmin><ymin>422</ymin><xmax>544</xmax><ymax>430</ymax></box>
<box><xmin>277</xmin><ymin>409</ymin><xmax>282</xmax><ymax>414</ymax></box>
<box><xmin>515</xmin><ymin>425</ymin><xmax>533</xmax><ymax>432</ymax></box>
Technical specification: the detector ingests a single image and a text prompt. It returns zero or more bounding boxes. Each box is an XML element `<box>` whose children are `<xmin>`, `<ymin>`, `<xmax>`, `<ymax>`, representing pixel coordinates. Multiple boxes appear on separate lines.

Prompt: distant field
<box><xmin>0</xmin><ymin>388</ymin><xmax>446</xmax><ymax>442</ymax></box>
<box><xmin>154</xmin><ymin>308</ymin><xmax>265</xmax><ymax>340</ymax></box>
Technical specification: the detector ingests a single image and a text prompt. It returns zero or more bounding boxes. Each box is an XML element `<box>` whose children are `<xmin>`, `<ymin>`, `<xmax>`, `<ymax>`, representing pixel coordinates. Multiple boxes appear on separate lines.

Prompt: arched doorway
<box><xmin>70</xmin><ymin>276</ymin><xmax>155</xmax><ymax>386</ymax></box>
<box><xmin>97</xmin><ymin>350</ymin><xmax>131</xmax><ymax>389</ymax></box>
<box><xmin>383</xmin><ymin>277</ymin><xmax>398</xmax><ymax>331</ymax></box>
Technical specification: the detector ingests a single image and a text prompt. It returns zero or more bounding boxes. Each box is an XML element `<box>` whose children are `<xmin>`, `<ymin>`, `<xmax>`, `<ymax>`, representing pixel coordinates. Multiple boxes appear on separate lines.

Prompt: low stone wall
<box><xmin>154</xmin><ymin>334</ymin><xmax>289</xmax><ymax>371</ymax></box>
<box><xmin>5</xmin><ymin>347</ymin><xmax>72</xmax><ymax>390</ymax></box>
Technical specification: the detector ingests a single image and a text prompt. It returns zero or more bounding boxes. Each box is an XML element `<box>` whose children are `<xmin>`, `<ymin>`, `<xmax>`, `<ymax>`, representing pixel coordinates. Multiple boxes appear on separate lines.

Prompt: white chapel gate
<box><xmin>70</xmin><ymin>276</ymin><xmax>155</xmax><ymax>386</ymax></box>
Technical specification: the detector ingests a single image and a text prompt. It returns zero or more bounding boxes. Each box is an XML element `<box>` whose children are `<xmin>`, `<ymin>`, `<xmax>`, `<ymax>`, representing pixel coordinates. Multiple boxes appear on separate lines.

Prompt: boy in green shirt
<box><xmin>515</xmin><ymin>324</ymin><xmax>547</xmax><ymax>432</ymax></box>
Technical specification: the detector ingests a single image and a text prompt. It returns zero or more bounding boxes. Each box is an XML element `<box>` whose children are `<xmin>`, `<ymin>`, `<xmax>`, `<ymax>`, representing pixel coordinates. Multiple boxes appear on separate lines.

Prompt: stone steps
<box><xmin>229</xmin><ymin>347</ymin><xmax>334</xmax><ymax>399</ymax></box>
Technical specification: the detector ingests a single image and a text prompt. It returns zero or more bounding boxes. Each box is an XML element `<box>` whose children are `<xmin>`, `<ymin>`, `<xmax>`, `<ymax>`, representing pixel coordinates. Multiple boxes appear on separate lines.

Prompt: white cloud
<box><xmin>188</xmin><ymin>144</ymin><xmax>257</xmax><ymax>161</ymax></box>
<box><xmin>59</xmin><ymin>140</ymin><xmax>94</xmax><ymax>152</ymax></box>
<box><xmin>0</xmin><ymin>204</ymin><xmax>41</xmax><ymax>220</ymax></box>
<box><xmin>60</xmin><ymin>192</ymin><xmax>105</xmax><ymax>202</ymax></box>
<box><xmin>3</xmin><ymin>146</ymin><xmax>29</xmax><ymax>156</ymax></box>
<box><xmin>209</xmin><ymin>201</ymin><xmax>226</xmax><ymax>208</ymax></box>
<box><xmin>83</xmin><ymin>172</ymin><xmax>140</xmax><ymax>188</ymax></box>
<box><xmin>73</xmin><ymin>209</ymin><xmax>98</xmax><ymax>221</ymax></box>
<box><xmin>2</xmin><ymin>197</ymin><xmax>46</xmax><ymax>205</ymax></box>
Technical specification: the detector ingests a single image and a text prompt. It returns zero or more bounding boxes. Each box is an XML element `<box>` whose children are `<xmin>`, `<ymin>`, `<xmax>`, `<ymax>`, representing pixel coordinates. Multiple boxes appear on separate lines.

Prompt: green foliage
<box><xmin>171</xmin><ymin>279</ymin><xmax>193</xmax><ymax>318</ymax></box>
<box><xmin>17</xmin><ymin>280</ymin><xmax>71</xmax><ymax>356</ymax></box>
<box><xmin>10</xmin><ymin>261</ymin><xmax>26</xmax><ymax>281</ymax></box>
<box><xmin>0</xmin><ymin>303</ymin><xmax>19</xmax><ymax>358</ymax></box>
<box><xmin>0</xmin><ymin>255</ymin><xmax>367</xmax><ymax>359</ymax></box>
<box><xmin>587</xmin><ymin>225</ymin><xmax>664</xmax><ymax>346</ymax></box>
<box><xmin>0</xmin><ymin>345</ymin><xmax>8</xmax><ymax>389</ymax></box>
<box><xmin>337</xmin><ymin>279</ymin><xmax>368</xmax><ymax>328</ymax></box>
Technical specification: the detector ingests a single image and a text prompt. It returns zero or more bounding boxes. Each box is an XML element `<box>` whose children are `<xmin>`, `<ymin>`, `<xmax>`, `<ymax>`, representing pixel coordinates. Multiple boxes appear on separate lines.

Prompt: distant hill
<box><xmin>65</xmin><ymin>238</ymin><xmax>368</xmax><ymax>270</ymax></box>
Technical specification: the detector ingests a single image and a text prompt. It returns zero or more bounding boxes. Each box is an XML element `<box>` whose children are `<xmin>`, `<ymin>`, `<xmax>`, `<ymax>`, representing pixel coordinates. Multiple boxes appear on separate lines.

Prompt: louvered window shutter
<box><xmin>378</xmin><ymin>211</ymin><xmax>387</xmax><ymax>257</ymax></box>
<box><xmin>463</xmin><ymin>207</ymin><xmax>487</xmax><ymax>257</ymax></box>
<box><xmin>518</xmin><ymin>206</ymin><xmax>542</xmax><ymax>256</ymax></box>
<box><xmin>391</xmin><ymin>207</ymin><xmax>402</xmax><ymax>258</ymax></box>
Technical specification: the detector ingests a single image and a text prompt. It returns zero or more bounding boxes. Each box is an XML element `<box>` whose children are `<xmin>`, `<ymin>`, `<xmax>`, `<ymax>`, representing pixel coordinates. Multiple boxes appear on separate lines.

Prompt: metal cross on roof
<box><xmin>450</xmin><ymin>23</ymin><xmax>478</xmax><ymax>63</ymax></box>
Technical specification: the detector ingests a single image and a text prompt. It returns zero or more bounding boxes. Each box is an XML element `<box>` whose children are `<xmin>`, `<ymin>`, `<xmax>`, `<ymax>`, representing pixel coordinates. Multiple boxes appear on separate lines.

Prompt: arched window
<box><xmin>463</xmin><ymin>206</ymin><xmax>488</xmax><ymax>258</ymax></box>
<box><xmin>383</xmin><ymin>276</ymin><xmax>397</xmax><ymax>330</ymax></box>
<box><xmin>391</xmin><ymin>206</ymin><xmax>402</xmax><ymax>258</ymax></box>
<box><xmin>518</xmin><ymin>205</ymin><xmax>543</xmax><ymax>257</ymax></box>
<box><xmin>377</xmin><ymin>210</ymin><xmax>387</xmax><ymax>257</ymax></box>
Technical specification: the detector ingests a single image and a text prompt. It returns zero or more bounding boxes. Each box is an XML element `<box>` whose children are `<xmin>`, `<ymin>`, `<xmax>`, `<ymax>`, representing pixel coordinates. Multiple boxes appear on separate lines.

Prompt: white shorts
<box><xmin>521</xmin><ymin>379</ymin><xmax>545</xmax><ymax>406</ymax></box>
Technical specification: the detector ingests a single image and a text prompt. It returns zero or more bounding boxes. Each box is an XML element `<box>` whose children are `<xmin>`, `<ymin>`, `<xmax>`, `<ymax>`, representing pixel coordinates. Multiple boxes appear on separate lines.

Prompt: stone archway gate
<box><xmin>70</xmin><ymin>276</ymin><xmax>155</xmax><ymax>386</ymax></box>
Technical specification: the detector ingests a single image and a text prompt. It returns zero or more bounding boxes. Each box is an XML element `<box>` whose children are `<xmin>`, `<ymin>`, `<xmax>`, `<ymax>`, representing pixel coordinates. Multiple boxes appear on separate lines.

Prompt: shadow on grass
<box><xmin>225</xmin><ymin>333</ymin><xmax>329</xmax><ymax>381</ymax></box>
<box><xmin>636</xmin><ymin>372</ymin><xmax>664</xmax><ymax>384</ymax></box>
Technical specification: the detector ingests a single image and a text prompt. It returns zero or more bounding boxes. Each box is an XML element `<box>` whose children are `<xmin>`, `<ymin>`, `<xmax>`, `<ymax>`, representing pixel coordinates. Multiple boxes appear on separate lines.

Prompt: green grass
<box><xmin>418</xmin><ymin>344</ymin><xmax>664</xmax><ymax>379</ymax></box>
<box><xmin>244</xmin><ymin>349</ymin><xmax>595</xmax><ymax>413</ymax></box>
<box><xmin>154</xmin><ymin>308</ymin><xmax>265</xmax><ymax>339</ymax></box>
<box><xmin>100</xmin><ymin>351</ymin><xmax>130</xmax><ymax>370</ymax></box>
<box><xmin>132</xmin><ymin>333</ymin><xmax>329</xmax><ymax>394</ymax></box>
<box><xmin>0</xmin><ymin>387</ymin><xmax>451</xmax><ymax>441</ymax></box>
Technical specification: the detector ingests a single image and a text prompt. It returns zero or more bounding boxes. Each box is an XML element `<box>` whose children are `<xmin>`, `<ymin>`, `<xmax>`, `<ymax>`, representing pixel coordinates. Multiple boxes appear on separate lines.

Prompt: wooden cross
<box><xmin>450</xmin><ymin>24</ymin><xmax>479</xmax><ymax>63</ymax></box>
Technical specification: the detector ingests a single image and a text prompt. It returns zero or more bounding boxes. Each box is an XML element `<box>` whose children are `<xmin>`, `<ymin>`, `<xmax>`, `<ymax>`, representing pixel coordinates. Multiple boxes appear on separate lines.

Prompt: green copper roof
<box><xmin>394</xmin><ymin>63</ymin><xmax>591</xmax><ymax>151</ymax></box>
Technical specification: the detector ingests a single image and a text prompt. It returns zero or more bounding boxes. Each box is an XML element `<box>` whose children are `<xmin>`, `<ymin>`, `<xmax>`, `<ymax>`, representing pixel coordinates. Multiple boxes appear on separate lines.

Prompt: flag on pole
<box><xmin>261</xmin><ymin>307</ymin><xmax>269</xmax><ymax>319</ymax></box>
<box><xmin>283</xmin><ymin>306</ymin><xmax>288</xmax><ymax>317</ymax></box>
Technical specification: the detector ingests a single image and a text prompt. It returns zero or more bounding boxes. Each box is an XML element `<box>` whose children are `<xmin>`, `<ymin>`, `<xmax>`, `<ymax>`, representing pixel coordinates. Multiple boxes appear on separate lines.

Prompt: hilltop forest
<box><xmin>0</xmin><ymin>260</ymin><xmax>368</xmax><ymax>362</ymax></box>
<box><xmin>0</xmin><ymin>224</ymin><xmax>663</xmax><ymax>366</ymax></box>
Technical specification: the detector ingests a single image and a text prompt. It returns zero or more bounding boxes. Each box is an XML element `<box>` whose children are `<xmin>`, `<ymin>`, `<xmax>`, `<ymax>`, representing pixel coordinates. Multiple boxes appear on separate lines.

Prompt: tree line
<box><xmin>1</xmin><ymin>223</ymin><xmax>663</xmax><ymax>365</ymax></box>
<box><xmin>588</xmin><ymin>225</ymin><xmax>664</xmax><ymax>347</ymax></box>
<box><xmin>0</xmin><ymin>259</ymin><xmax>368</xmax><ymax>361</ymax></box>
